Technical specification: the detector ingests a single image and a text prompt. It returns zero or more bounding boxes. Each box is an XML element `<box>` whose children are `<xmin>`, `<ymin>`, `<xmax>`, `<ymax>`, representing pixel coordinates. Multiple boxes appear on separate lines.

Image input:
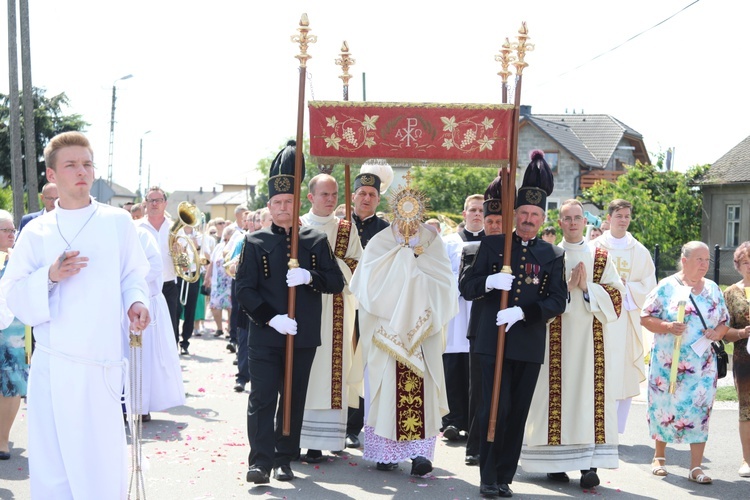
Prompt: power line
<box><xmin>537</xmin><ymin>0</ymin><xmax>701</xmax><ymax>86</ymax></box>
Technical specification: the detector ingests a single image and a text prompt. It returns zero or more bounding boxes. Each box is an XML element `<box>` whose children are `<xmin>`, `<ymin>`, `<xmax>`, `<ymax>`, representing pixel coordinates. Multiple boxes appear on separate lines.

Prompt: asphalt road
<box><xmin>2</xmin><ymin>317</ymin><xmax>748</xmax><ymax>499</ymax></box>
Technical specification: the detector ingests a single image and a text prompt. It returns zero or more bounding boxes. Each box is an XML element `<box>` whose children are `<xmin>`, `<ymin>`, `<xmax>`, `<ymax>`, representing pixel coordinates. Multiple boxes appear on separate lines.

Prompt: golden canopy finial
<box><xmin>511</xmin><ymin>21</ymin><xmax>534</xmax><ymax>76</ymax></box>
<box><xmin>291</xmin><ymin>13</ymin><xmax>317</xmax><ymax>68</ymax></box>
<box><xmin>495</xmin><ymin>37</ymin><xmax>515</xmax><ymax>84</ymax></box>
<box><xmin>336</xmin><ymin>40</ymin><xmax>356</xmax><ymax>87</ymax></box>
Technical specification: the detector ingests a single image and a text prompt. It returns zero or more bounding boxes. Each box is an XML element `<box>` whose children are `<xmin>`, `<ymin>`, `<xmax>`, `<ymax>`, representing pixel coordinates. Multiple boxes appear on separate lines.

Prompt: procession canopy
<box><xmin>308</xmin><ymin>101</ymin><xmax>515</xmax><ymax>166</ymax></box>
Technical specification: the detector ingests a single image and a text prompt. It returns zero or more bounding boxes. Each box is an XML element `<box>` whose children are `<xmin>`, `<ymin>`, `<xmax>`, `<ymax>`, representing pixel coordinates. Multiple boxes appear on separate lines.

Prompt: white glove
<box><xmin>486</xmin><ymin>272</ymin><xmax>514</xmax><ymax>292</ymax></box>
<box><xmin>286</xmin><ymin>268</ymin><xmax>312</xmax><ymax>287</ymax></box>
<box><xmin>268</xmin><ymin>314</ymin><xmax>298</xmax><ymax>335</ymax></box>
<box><xmin>496</xmin><ymin>306</ymin><xmax>524</xmax><ymax>331</ymax></box>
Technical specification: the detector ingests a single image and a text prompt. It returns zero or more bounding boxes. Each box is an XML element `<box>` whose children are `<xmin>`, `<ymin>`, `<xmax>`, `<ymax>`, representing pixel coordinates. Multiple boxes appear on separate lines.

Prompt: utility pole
<box><xmin>19</xmin><ymin>0</ymin><xmax>38</xmax><ymax>211</ymax></box>
<box><xmin>7</xmin><ymin>0</ymin><xmax>24</xmax><ymax>226</ymax></box>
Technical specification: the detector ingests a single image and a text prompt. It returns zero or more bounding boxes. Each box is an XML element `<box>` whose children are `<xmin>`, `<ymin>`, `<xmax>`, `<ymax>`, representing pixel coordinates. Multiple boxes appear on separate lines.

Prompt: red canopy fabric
<box><xmin>309</xmin><ymin>101</ymin><xmax>514</xmax><ymax>166</ymax></box>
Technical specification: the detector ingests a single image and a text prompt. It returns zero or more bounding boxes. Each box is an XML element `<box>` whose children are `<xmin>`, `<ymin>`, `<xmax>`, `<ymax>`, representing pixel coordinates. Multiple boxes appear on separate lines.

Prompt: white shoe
<box><xmin>739</xmin><ymin>461</ymin><xmax>750</xmax><ymax>477</ymax></box>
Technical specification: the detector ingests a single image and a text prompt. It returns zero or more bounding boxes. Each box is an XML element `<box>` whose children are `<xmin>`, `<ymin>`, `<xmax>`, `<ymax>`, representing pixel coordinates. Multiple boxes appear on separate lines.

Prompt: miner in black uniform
<box><xmin>236</xmin><ymin>141</ymin><xmax>345</xmax><ymax>484</ymax></box>
<box><xmin>460</xmin><ymin>178</ymin><xmax>567</xmax><ymax>498</ymax></box>
<box><xmin>345</xmin><ymin>161</ymin><xmax>393</xmax><ymax>449</ymax></box>
<box><xmin>462</xmin><ymin>196</ymin><xmax>504</xmax><ymax>467</ymax></box>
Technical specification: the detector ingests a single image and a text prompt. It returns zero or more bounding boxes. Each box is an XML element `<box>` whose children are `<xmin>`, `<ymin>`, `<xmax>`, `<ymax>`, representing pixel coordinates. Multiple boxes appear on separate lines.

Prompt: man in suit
<box><xmin>18</xmin><ymin>182</ymin><xmax>58</xmax><ymax>234</ymax></box>
<box><xmin>235</xmin><ymin>141</ymin><xmax>345</xmax><ymax>484</ymax></box>
<box><xmin>460</xmin><ymin>186</ymin><xmax>567</xmax><ymax>498</ymax></box>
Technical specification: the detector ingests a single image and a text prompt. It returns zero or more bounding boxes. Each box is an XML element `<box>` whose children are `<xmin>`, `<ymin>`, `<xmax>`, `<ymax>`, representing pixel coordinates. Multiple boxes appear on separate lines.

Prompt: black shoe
<box><xmin>547</xmin><ymin>472</ymin><xmax>570</xmax><ymax>483</ymax></box>
<box><xmin>246</xmin><ymin>466</ymin><xmax>270</xmax><ymax>484</ymax></box>
<box><xmin>233</xmin><ymin>355</ymin><xmax>238</xmax><ymax>366</ymax></box>
<box><xmin>497</xmin><ymin>483</ymin><xmax>513</xmax><ymax>498</ymax></box>
<box><xmin>226</xmin><ymin>342</ymin><xmax>237</xmax><ymax>353</ymax></box>
<box><xmin>180</xmin><ymin>346</ymin><xmax>189</xmax><ymax>356</ymax></box>
<box><xmin>442</xmin><ymin>425</ymin><xmax>460</xmax><ymax>441</ymax></box>
<box><xmin>410</xmin><ymin>456</ymin><xmax>433</xmax><ymax>476</ymax></box>
<box><xmin>345</xmin><ymin>433</ymin><xmax>361</xmax><ymax>448</ymax></box>
<box><xmin>0</xmin><ymin>451</ymin><xmax>10</xmax><ymax>460</ymax></box>
<box><xmin>580</xmin><ymin>470</ymin><xmax>600</xmax><ymax>489</ymax></box>
<box><xmin>233</xmin><ymin>382</ymin><xmax>246</xmax><ymax>393</ymax></box>
<box><xmin>213</xmin><ymin>330</ymin><xmax>224</xmax><ymax>338</ymax></box>
<box><xmin>479</xmin><ymin>483</ymin><xmax>499</xmax><ymax>498</ymax></box>
<box><xmin>273</xmin><ymin>464</ymin><xmax>294</xmax><ymax>481</ymax></box>
<box><xmin>465</xmin><ymin>455</ymin><xmax>479</xmax><ymax>466</ymax></box>
<box><xmin>301</xmin><ymin>450</ymin><xmax>324</xmax><ymax>463</ymax></box>
<box><xmin>376</xmin><ymin>462</ymin><xmax>398</xmax><ymax>471</ymax></box>
<box><xmin>141</xmin><ymin>413</ymin><xmax>151</xmax><ymax>422</ymax></box>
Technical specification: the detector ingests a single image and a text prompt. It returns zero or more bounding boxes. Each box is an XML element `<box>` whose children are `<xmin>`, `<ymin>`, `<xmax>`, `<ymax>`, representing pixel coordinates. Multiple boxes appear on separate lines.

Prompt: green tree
<box><xmin>411</xmin><ymin>165</ymin><xmax>498</xmax><ymax>215</ymax></box>
<box><xmin>0</xmin><ymin>88</ymin><xmax>88</xmax><ymax>188</ymax></box>
<box><xmin>582</xmin><ymin>161</ymin><xmax>709</xmax><ymax>275</ymax></box>
<box><xmin>252</xmin><ymin>138</ymin><xmax>388</xmax><ymax>214</ymax></box>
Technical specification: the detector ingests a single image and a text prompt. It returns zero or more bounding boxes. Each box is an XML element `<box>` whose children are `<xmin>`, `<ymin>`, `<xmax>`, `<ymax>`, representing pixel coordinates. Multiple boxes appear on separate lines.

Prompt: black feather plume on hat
<box><xmin>521</xmin><ymin>149</ymin><xmax>554</xmax><ymax>195</ymax></box>
<box><xmin>484</xmin><ymin>169</ymin><xmax>503</xmax><ymax>201</ymax></box>
<box><xmin>268</xmin><ymin>140</ymin><xmax>304</xmax><ymax>197</ymax></box>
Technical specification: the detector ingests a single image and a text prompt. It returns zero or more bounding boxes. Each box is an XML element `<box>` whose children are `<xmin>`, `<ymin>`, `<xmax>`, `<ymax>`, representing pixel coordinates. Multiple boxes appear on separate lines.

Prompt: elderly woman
<box><xmin>0</xmin><ymin>210</ymin><xmax>24</xmax><ymax>460</ymax></box>
<box><xmin>721</xmin><ymin>241</ymin><xmax>750</xmax><ymax>477</ymax></box>
<box><xmin>204</xmin><ymin>225</ymin><xmax>235</xmax><ymax>336</ymax></box>
<box><xmin>641</xmin><ymin>241</ymin><xmax>729</xmax><ymax>484</ymax></box>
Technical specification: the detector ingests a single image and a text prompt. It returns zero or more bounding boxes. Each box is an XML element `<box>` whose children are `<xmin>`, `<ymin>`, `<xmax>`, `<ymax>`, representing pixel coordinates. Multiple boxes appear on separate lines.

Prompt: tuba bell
<box><xmin>169</xmin><ymin>201</ymin><xmax>203</xmax><ymax>286</ymax></box>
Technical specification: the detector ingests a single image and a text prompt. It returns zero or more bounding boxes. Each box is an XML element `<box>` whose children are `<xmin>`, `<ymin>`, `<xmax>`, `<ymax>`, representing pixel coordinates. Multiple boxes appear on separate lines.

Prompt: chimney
<box><xmin>199</xmin><ymin>186</ymin><xmax>203</xmax><ymax>194</ymax></box>
<box><xmin>520</xmin><ymin>105</ymin><xmax>532</xmax><ymax>116</ymax></box>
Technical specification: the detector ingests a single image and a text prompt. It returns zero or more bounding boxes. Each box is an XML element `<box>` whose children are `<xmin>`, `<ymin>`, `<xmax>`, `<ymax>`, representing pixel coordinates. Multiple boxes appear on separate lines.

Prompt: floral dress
<box><xmin>0</xmin><ymin>263</ymin><xmax>28</xmax><ymax>397</ymax></box>
<box><xmin>209</xmin><ymin>242</ymin><xmax>232</xmax><ymax>310</ymax></box>
<box><xmin>642</xmin><ymin>275</ymin><xmax>729</xmax><ymax>443</ymax></box>
<box><xmin>724</xmin><ymin>283</ymin><xmax>750</xmax><ymax>421</ymax></box>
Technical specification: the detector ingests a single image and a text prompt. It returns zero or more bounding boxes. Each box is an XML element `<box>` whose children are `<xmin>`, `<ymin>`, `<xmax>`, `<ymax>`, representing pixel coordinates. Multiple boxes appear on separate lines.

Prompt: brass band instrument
<box><xmin>169</xmin><ymin>202</ymin><xmax>203</xmax><ymax>295</ymax></box>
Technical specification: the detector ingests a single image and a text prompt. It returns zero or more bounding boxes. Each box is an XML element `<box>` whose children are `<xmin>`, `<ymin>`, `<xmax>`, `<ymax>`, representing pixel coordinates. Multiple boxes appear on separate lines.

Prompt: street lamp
<box><xmin>107</xmin><ymin>73</ymin><xmax>133</xmax><ymax>190</ymax></box>
<box><xmin>138</xmin><ymin>130</ymin><xmax>151</xmax><ymax>200</ymax></box>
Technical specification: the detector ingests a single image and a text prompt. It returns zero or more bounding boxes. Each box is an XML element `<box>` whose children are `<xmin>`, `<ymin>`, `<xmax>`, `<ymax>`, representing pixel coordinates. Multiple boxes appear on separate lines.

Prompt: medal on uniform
<box><xmin>525</xmin><ymin>276</ymin><xmax>533</xmax><ymax>284</ymax></box>
<box><xmin>532</xmin><ymin>264</ymin><xmax>541</xmax><ymax>284</ymax></box>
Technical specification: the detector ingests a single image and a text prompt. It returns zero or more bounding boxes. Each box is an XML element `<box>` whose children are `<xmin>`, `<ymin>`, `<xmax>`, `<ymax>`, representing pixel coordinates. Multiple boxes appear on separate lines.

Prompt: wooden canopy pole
<box><xmin>284</xmin><ymin>13</ymin><xmax>316</xmax><ymax>436</ymax></box>
<box><xmin>335</xmin><ymin>41</ymin><xmax>355</xmax><ymax>222</ymax></box>
<box><xmin>487</xmin><ymin>22</ymin><xmax>533</xmax><ymax>443</ymax></box>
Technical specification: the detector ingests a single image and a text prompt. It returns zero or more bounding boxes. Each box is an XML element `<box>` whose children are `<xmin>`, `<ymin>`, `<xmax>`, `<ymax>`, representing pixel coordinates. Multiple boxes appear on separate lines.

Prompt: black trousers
<box><xmin>442</xmin><ymin>351</ymin><xmax>470</xmax><ymax>431</ymax></box>
<box><xmin>478</xmin><ymin>354</ymin><xmax>541</xmax><ymax>486</ymax></box>
<box><xmin>179</xmin><ymin>278</ymin><xmax>200</xmax><ymax>349</ymax></box>
<box><xmin>465</xmin><ymin>349</ymin><xmax>482</xmax><ymax>456</ymax></box>
<box><xmin>346</xmin><ymin>311</ymin><xmax>364</xmax><ymax>437</ymax></box>
<box><xmin>246</xmin><ymin>345</ymin><xmax>316</xmax><ymax>470</ymax></box>
<box><xmin>162</xmin><ymin>280</ymin><xmax>181</xmax><ymax>344</ymax></box>
<box><xmin>229</xmin><ymin>279</ymin><xmax>239</xmax><ymax>344</ymax></box>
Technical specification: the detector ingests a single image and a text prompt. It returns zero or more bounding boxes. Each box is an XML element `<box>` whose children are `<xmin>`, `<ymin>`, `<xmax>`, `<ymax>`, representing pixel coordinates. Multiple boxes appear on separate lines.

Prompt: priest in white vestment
<box><xmin>350</xmin><ymin>178</ymin><xmax>457</xmax><ymax>476</ymax></box>
<box><xmin>521</xmin><ymin>199</ymin><xmax>625</xmax><ymax>488</ymax></box>
<box><xmin>299</xmin><ymin>174</ymin><xmax>362</xmax><ymax>460</ymax></box>
<box><xmin>590</xmin><ymin>199</ymin><xmax>656</xmax><ymax>433</ymax></box>
<box><xmin>0</xmin><ymin>132</ymin><xmax>150</xmax><ymax>499</ymax></box>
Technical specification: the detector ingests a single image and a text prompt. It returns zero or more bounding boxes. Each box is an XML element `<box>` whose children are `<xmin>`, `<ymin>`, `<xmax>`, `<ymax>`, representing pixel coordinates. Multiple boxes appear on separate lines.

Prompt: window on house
<box><xmin>726</xmin><ymin>205</ymin><xmax>740</xmax><ymax>247</ymax></box>
<box><xmin>545</xmin><ymin>152</ymin><xmax>559</xmax><ymax>174</ymax></box>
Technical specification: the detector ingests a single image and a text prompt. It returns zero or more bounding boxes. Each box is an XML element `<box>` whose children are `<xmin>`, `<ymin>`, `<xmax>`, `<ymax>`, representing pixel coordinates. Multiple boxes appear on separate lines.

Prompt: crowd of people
<box><xmin>0</xmin><ymin>132</ymin><xmax>749</xmax><ymax>499</ymax></box>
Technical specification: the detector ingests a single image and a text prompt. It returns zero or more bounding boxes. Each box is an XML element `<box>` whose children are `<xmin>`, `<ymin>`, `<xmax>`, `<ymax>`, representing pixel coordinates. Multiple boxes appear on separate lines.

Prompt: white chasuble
<box><xmin>350</xmin><ymin>225</ymin><xmax>457</xmax><ymax>443</ymax></box>
<box><xmin>522</xmin><ymin>241</ymin><xmax>625</xmax><ymax>472</ymax></box>
<box><xmin>299</xmin><ymin>211</ymin><xmax>362</xmax><ymax>450</ymax></box>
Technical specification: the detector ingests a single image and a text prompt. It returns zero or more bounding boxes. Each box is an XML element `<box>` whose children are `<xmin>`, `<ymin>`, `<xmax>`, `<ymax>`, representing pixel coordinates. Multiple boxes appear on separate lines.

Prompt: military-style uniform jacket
<box><xmin>352</xmin><ymin>212</ymin><xmax>389</xmax><ymax>248</ymax></box>
<box><xmin>235</xmin><ymin>223</ymin><xmax>345</xmax><ymax>349</ymax></box>
<box><xmin>459</xmin><ymin>232</ymin><xmax>567</xmax><ymax>363</ymax></box>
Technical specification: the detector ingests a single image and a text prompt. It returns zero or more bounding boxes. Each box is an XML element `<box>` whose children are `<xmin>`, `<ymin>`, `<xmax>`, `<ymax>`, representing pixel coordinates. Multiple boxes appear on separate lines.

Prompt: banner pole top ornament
<box><xmin>495</xmin><ymin>38</ymin><xmax>514</xmax><ymax>85</ymax></box>
<box><xmin>291</xmin><ymin>13</ymin><xmax>317</xmax><ymax>68</ymax></box>
<box><xmin>336</xmin><ymin>41</ymin><xmax>356</xmax><ymax>88</ymax></box>
<box><xmin>511</xmin><ymin>22</ymin><xmax>534</xmax><ymax>76</ymax></box>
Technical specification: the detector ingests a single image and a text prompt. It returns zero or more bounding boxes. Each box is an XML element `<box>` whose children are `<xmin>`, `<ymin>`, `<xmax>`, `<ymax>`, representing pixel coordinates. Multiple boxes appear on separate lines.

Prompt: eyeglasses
<box><xmin>561</xmin><ymin>216</ymin><xmax>584</xmax><ymax>223</ymax></box>
<box><xmin>43</xmin><ymin>196</ymin><xmax>58</xmax><ymax>201</ymax></box>
<box><xmin>209</xmin><ymin>232</ymin><xmax>217</xmax><ymax>236</ymax></box>
<box><xmin>0</xmin><ymin>228</ymin><xmax>16</xmax><ymax>233</ymax></box>
<box><xmin>216</xmin><ymin>221</ymin><xmax>226</xmax><ymax>225</ymax></box>
<box><xmin>146</xmin><ymin>198</ymin><xmax>165</xmax><ymax>204</ymax></box>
